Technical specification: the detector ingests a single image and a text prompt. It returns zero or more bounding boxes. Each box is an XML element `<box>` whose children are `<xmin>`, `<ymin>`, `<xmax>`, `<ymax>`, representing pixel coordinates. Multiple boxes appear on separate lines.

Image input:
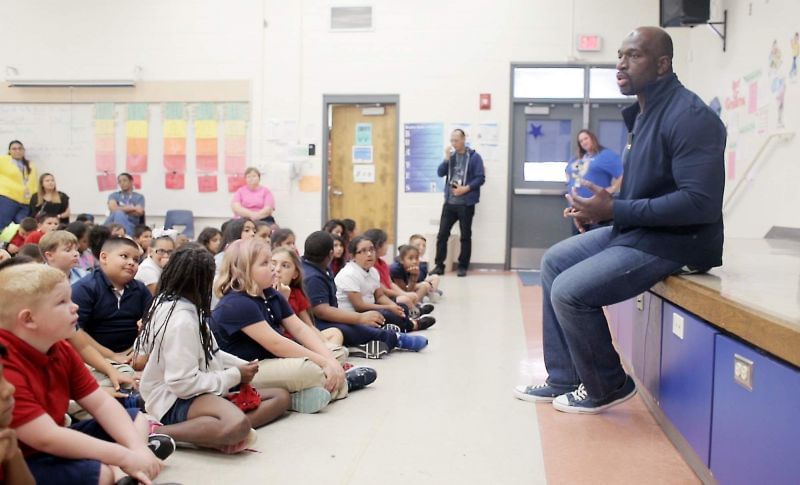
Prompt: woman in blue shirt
<box><xmin>565</xmin><ymin>129</ymin><xmax>623</xmax><ymax>233</ymax></box>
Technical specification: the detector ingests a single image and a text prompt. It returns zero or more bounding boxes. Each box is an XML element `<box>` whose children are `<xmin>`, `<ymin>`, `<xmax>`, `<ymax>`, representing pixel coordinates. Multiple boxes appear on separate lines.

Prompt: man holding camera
<box><xmin>431</xmin><ymin>129</ymin><xmax>486</xmax><ymax>277</ymax></box>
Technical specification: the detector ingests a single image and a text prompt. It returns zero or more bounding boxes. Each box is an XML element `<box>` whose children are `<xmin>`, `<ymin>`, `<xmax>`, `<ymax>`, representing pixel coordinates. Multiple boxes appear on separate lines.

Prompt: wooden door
<box><xmin>329</xmin><ymin>104</ymin><xmax>397</xmax><ymax>243</ymax></box>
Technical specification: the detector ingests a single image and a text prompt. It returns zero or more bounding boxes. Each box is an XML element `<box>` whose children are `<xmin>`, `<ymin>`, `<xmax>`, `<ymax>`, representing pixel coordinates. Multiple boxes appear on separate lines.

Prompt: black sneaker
<box><xmin>513</xmin><ymin>383</ymin><xmax>577</xmax><ymax>403</ymax></box>
<box><xmin>457</xmin><ymin>268</ymin><xmax>467</xmax><ymax>277</ymax></box>
<box><xmin>430</xmin><ymin>265</ymin><xmax>445</xmax><ymax>275</ymax></box>
<box><xmin>552</xmin><ymin>376</ymin><xmax>637</xmax><ymax>414</ymax></box>
<box><xmin>419</xmin><ymin>303</ymin><xmax>434</xmax><ymax>315</ymax></box>
<box><xmin>147</xmin><ymin>433</ymin><xmax>176</xmax><ymax>460</ymax></box>
<box><xmin>346</xmin><ymin>366</ymin><xmax>377</xmax><ymax>392</ymax></box>
<box><xmin>415</xmin><ymin>315</ymin><xmax>436</xmax><ymax>330</ymax></box>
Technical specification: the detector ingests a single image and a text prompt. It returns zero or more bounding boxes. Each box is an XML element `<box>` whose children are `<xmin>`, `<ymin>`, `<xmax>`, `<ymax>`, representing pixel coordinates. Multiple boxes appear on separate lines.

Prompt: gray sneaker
<box><xmin>513</xmin><ymin>383</ymin><xmax>578</xmax><ymax>403</ymax></box>
<box><xmin>290</xmin><ymin>387</ymin><xmax>331</xmax><ymax>413</ymax></box>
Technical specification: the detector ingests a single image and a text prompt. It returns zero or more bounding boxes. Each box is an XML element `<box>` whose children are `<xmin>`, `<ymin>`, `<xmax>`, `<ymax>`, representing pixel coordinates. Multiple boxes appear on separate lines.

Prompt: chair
<box><xmin>163</xmin><ymin>210</ymin><xmax>195</xmax><ymax>239</ymax></box>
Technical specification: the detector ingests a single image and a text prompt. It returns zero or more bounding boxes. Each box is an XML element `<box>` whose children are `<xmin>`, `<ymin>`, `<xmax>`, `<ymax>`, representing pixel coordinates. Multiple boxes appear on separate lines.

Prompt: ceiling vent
<box><xmin>330</xmin><ymin>6</ymin><xmax>373</xmax><ymax>31</ymax></box>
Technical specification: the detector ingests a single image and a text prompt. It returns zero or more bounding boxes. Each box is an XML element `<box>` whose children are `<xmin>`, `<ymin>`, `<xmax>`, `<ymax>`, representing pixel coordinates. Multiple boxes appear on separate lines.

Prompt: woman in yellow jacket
<box><xmin>0</xmin><ymin>140</ymin><xmax>38</xmax><ymax>229</ymax></box>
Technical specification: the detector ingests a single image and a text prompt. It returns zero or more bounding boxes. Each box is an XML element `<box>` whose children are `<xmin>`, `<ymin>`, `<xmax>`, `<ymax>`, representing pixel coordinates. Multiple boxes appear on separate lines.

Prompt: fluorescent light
<box><xmin>6</xmin><ymin>78</ymin><xmax>136</xmax><ymax>87</ymax></box>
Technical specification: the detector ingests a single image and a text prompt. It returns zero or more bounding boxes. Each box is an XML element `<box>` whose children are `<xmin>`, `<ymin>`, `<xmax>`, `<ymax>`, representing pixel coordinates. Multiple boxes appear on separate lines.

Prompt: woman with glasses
<box><xmin>135</xmin><ymin>235</ymin><xmax>176</xmax><ymax>295</ymax></box>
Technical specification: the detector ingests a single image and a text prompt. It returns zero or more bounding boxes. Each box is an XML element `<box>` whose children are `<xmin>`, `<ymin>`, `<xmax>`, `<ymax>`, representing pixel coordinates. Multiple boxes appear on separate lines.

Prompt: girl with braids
<box><xmin>136</xmin><ymin>244</ymin><xmax>290</xmax><ymax>454</ymax></box>
<box><xmin>0</xmin><ymin>140</ymin><xmax>38</xmax><ymax>229</ymax></box>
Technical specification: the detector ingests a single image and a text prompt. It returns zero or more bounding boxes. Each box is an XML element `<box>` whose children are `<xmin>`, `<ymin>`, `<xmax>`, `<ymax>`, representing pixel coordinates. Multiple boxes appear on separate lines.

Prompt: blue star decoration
<box><xmin>528</xmin><ymin>124</ymin><xmax>544</xmax><ymax>138</ymax></box>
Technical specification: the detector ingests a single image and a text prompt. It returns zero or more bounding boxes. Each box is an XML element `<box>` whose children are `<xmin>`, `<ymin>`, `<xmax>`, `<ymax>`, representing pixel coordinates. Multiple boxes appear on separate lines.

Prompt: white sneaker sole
<box><xmin>512</xmin><ymin>386</ymin><xmax>557</xmax><ymax>403</ymax></box>
<box><xmin>552</xmin><ymin>387</ymin><xmax>637</xmax><ymax>414</ymax></box>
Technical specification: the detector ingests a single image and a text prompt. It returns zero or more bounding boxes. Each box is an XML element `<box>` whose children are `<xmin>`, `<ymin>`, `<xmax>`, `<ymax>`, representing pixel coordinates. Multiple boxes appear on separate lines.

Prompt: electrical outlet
<box><xmin>672</xmin><ymin>313</ymin><xmax>684</xmax><ymax>339</ymax></box>
<box><xmin>734</xmin><ymin>354</ymin><xmax>754</xmax><ymax>391</ymax></box>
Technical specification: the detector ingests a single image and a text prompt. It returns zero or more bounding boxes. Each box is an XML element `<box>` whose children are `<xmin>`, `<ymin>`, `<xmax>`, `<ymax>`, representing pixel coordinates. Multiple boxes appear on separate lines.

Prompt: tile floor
<box><xmin>156</xmin><ymin>272</ymin><xmax>697</xmax><ymax>485</ymax></box>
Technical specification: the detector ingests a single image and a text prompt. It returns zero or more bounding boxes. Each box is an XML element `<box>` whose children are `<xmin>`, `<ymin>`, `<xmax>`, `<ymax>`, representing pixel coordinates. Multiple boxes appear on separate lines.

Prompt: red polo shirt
<box><xmin>0</xmin><ymin>329</ymin><xmax>99</xmax><ymax>457</ymax></box>
<box><xmin>373</xmin><ymin>258</ymin><xmax>392</xmax><ymax>289</ymax></box>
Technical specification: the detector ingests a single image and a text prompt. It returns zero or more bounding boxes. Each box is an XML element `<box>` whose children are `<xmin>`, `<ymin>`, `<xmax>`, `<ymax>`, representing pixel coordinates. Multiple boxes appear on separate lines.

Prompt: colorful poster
<box><xmin>96</xmin><ymin>172</ymin><xmax>117</xmax><ymax>192</ymax></box>
<box><xmin>165</xmin><ymin>171</ymin><xmax>185</xmax><ymax>190</ymax></box>
<box><xmin>355</xmin><ymin>123</ymin><xmax>372</xmax><ymax>146</ymax></box>
<box><xmin>227</xmin><ymin>173</ymin><xmax>246</xmax><ymax>193</ymax></box>
<box><xmin>94</xmin><ymin>103</ymin><xmax>116</xmax><ymax>173</ymax></box>
<box><xmin>404</xmin><ymin>123</ymin><xmax>445</xmax><ymax>193</ymax></box>
<box><xmin>194</xmin><ymin>103</ymin><xmax>218</xmax><ymax>173</ymax></box>
<box><xmin>197</xmin><ymin>174</ymin><xmax>218</xmax><ymax>193</ymax></box>
<box><xmin>163</xmin><ymin>103</ymin><xmax>187</xmax><ymax>174</ymax></box>
<box><xmin>224</xmin><ymin>103</ymin><xmax>248</xmax><ymax>175</ymax></box>
<box><xmin>126</xmin><ymin>104</ymin><xmax>149</xmax><ymax>173</ymax></box>
<box><xmin>132</xmin><ymin>174</ymin><xmax>142</xmax><ymax>190</ymax></box>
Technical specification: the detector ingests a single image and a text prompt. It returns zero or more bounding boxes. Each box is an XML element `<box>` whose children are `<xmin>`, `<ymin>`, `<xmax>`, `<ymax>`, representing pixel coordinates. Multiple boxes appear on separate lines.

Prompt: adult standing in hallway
<box><xmin>430</xmin><ymin>129</ymin><xmax>485</xmax><ymax>277</ymax></box>
<box><xmin>514</xmin><ymin>26</ymin><xmax>726</xmax><ymax>413</ymax></box>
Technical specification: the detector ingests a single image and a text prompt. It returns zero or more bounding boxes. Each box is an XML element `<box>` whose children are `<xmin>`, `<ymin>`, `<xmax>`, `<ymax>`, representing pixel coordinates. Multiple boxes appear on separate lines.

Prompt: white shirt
<box><xmin>334</xmin><ymin>261</ymin><xmax>380</xmax><ymax>312</ymax></box>
<box><xmin>135</xmin><ymin>257</ymin><xmax>162</xmax><ymax>287</ymax></box>
<box><xmin>137</xmin><ymin>298</ymin><xmax>246</xmax><ymax>421</ymax></box>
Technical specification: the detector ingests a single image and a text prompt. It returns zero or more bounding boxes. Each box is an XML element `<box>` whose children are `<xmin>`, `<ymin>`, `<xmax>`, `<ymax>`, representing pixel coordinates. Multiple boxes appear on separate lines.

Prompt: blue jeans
<box><xmin>0</xmin><ymin>195</ymin><xmax>29</xmax><ymax>229</ymax></box>
<box><xmin>104</xmin><ymin>210</ymin><xmax>135</xmax><ymax>235</ymax></box>
<box><xmin>541</xmin><ymin>226</ymin><xmax>683</xmax><ymax>400</ymax></box>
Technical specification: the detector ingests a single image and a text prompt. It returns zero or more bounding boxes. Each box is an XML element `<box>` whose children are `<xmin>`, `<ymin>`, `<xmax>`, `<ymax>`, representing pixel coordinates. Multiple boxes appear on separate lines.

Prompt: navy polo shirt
<box><xmin>210</xmin><ymin>288</ymin><xmax>294</xmax><ymax>361</ymax></box>
<box><xmin>301</xmin><ymin>258</ymin><xmax>338</xmax><ymax>308</ymax></box>
<box><xmin>71</xmin><ymin>270</ymin><xmax>153</xmax><ymax>353</ymax></box>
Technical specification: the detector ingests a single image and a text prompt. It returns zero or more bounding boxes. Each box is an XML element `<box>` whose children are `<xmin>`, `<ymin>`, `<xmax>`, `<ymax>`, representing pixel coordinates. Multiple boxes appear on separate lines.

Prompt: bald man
<box><xmin>514</xmin><ymin>27</ymin><xmax>726</xmax><ymax>414</ymax></box>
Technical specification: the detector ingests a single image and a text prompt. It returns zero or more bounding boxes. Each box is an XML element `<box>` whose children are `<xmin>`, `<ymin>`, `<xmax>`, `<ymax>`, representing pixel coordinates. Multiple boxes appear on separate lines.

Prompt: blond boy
<box><xmin>0</xmin><ymin>264</ymin><xmax>172</xmax><ymax>485</ymax></box>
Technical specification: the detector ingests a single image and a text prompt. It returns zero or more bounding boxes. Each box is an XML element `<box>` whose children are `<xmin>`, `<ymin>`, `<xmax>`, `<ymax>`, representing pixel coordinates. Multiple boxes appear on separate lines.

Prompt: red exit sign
<box><xmin>577</xmin><ymin>34</ymin><xmax>602</xmax><ymax>52</ymax></box>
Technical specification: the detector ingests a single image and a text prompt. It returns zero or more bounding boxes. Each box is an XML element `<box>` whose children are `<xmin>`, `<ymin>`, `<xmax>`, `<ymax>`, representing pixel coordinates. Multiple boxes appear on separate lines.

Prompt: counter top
<box><xmin>651</xmin><ymin>238</ymin><xmax>800</xmax><ymax>368</ymax></box>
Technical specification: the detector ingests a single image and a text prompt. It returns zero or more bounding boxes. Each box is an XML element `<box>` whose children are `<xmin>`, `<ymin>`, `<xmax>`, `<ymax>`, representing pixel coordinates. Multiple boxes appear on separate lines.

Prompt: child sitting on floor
<box><xmin>330</xmin><ymin>234</ymin><xmax>347</xmax><ymax>277</ymax></box>
<box><xmin>213</xmin><ymin>239</ymin><xmax>373</xmax><ymax>412</ymax></box>
<box><xmin>197</xmin><ymin>227</ymin><xmax>223</xmax><ymax>255</ymax></box>
<box><xmin>271</xmin><ymin>247</ymin><xmax>344</xmax><ymax>347</ymax></box>
<box><xmin>408</xmin><ymin>234</ymin><xmax>442</xmax><ymax>301</ymax></box>
<box><xmin>0</xmin><ymin>263</ymin><xmax>173</xmax><ymax>485</ymax></box>
<box><xmin>22</xmin><ymin>214</ymin><xmax>58</xmax><ymax>246</ymax></box>
<box><xmin>39</xmin><ymin>230</ymin><xmax>86</xmax><ymax>284</ymax></box>
<box><xmin>302</xmin><ymin>231</ymin><xmax>427</xmax><ymax>359</ymax></box>
<box><xmin>270</xmin><ymin>228</ymin><xmax>296</xmax><ymax>252</ymax></box>
<box><xmin>66</xmin><ymin>221</ymin><xmax>95</xmax><ymax>272</ymax></box>
<box><xmin>133</xmin><ymin>225</ymin><xmax>153</xmax><ymax>259</ymax></box>
<box><xmin>390</xmin><ymin>244</ymin><xmax>435</xmax><ymax>304</ymax></box>
<box><xmin>6</xmin><ymin>217</ymin><xmax>36</xmax><ymax>255</ymax></box>
<box><xmin>135</xmin><ymin>236</ymin><xmax>175</xmax><ymax>295</ymax></box>
<box><xmin>337</xmin><ymin>236</ymin><xmax>435</xmax><ymax>333</ymax></box>
<box><xmin>136</xmin><ymin>244</ymin><xmax>290</xmax><ymax>453</ymax></box>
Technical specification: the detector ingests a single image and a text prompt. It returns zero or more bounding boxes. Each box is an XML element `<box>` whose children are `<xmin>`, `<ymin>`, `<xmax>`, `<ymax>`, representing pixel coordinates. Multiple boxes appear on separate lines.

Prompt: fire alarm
<box><xmin>480</xmin><ymin>93</ymin><xmax>491</xmax><ymax>110</ymax></box>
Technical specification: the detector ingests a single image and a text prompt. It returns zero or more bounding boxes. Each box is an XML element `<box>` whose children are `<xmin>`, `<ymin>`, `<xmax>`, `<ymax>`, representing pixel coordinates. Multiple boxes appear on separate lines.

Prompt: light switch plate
<box><xmin>672</xmin><ymin>313</ymin><xmax>684</xmax><ymax>339</ymax></box>
<box><xmin>734</xmin><ymin>354</ymin><xmax>754</xmax><ymax>391</ymax></box>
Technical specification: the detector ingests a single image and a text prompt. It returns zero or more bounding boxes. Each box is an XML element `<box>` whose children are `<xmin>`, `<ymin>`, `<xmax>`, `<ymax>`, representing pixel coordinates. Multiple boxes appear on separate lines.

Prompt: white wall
<box><xmin>0</xmin><ymin>0</ymin><xmax>660</xmax><ymax>263</ymax></box>
<box><xmin>679</xmin><ymin>0</ymin><xmax>800</xmax><ymax>238</ymax></box>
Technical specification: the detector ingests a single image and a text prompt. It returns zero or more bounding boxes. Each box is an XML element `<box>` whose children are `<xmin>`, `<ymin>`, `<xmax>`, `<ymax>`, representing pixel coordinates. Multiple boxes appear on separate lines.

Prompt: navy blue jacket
<box><xmin>72</xmin><ymin>270</ymin><xmax>153</xmax><ymax>352</ymax></box>
<box><xmin>437</xmin><ymin>148</ymin><xmax>486</xmax><ymax>205</ymax></box>
<box><xmin>610</xmin><ymin>73</ymin><xmax>726</xmax><ymax>269</ymax></box>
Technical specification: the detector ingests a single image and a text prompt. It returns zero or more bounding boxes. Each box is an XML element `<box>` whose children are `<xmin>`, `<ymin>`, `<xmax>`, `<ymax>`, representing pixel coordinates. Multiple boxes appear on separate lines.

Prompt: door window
<box><xmin>524</xmin><ymin>119</ymin><xmax>572</xmax><ymax>182</ymax></box>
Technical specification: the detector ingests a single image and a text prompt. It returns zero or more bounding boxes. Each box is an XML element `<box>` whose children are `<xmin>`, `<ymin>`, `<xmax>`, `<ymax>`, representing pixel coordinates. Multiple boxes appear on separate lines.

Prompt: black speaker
<box><xmin>660</xmin><ymin>0</ymin><xmax>710</xmax><ymax>27</ymax></box>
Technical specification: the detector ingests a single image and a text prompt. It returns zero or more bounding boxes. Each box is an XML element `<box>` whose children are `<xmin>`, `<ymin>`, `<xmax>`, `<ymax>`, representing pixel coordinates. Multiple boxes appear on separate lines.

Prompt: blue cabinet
<box><xmin>710</xmin><ymin>335</ymin><xmax>800</xmax><ymax>485</ymax></box>
<box><xmin>607</xmin><ymin>294</ymin><xmax>663</xmax><ymax>399</ymax></box>
<box><xmin>659</xmin><ymin>303</ymin><xmax>717</xmax><ymax>466</ymax></box>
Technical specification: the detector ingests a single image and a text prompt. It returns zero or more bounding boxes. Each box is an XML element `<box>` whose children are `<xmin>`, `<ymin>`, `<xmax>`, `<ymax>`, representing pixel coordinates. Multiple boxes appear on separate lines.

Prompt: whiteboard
<box><xmin>0</xmin><ymin>103</ymin><xmax>249</xmax><ymax>218</ymax></box>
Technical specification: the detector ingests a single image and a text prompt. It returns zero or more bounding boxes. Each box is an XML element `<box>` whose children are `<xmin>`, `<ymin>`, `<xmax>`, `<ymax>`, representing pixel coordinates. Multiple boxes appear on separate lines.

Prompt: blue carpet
<box><xmin>517</xmin><ymin>270</ymin><xmax>541</xmax><ymax>286</ymax></box>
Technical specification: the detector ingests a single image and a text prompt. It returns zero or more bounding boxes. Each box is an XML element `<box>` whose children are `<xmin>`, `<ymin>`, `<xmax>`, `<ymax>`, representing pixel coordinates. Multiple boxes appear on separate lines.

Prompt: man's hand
<box><xmin>358</xmin><ymin>311</ymin><xmax>384</xmax><ymax>327</ymax></box>
<box><xmin>565</xmin><ymin>181</ymin><xmax>614</xmax><ymax>225</ymax></box>
<box><xmin>563</xmin><ymin>207</ymin><xmax>589</xmax><ymax>233</ymax></box>
<box><xmin>237</xmin><ymin>360</ymin><xmax>259</xmax><ymax>384</ymax></box>
<box><xmin>451</xmin><ymin>184</ymin><xmax>470</xmax><ymax>197</ymax></box>
<box><xmin>444</xmin><ymin>147</ymin><xmax>453</xmax><ymax>160</ymax></box>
